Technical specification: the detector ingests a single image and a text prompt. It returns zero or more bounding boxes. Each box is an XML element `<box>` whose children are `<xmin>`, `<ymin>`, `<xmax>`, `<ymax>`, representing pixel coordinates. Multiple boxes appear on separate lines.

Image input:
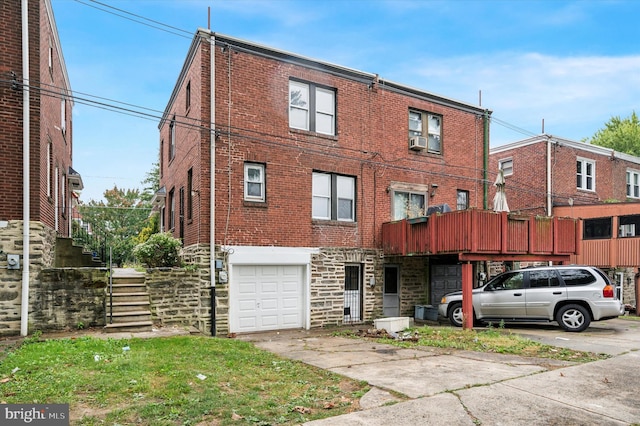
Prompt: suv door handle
<box><xmin>513</xmin><ymin>293</ymin><xmax>522</xmax><ymax>296</ymax></box>
<box><xmin>552</xmin><ymin>292</ymin><xmax>562</xmax><ymax>295</ymax></box>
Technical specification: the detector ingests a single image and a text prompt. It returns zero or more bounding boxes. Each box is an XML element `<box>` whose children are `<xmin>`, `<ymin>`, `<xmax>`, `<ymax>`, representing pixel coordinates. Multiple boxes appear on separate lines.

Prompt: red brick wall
<box><xmin>160</xmin><ymin>35</ymin><xmax>487</xmax><ymax>249</ymax></box>
<box><xmin>0</xmin><ymin>0</ymin><xmax>73</xmax><ymax>236</ymax></box>
<box><xmin>490</xmin><ymin>139</ymin><xmax>640</xmax><ymax>215</ymax></box>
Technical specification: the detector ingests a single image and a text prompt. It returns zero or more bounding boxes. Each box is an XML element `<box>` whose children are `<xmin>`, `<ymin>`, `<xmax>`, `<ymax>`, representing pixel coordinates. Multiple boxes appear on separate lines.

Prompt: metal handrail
<box><xmin>108</xmin><ymin>247</ymin><xmax>113</xmax><ymax>324</ymax></box>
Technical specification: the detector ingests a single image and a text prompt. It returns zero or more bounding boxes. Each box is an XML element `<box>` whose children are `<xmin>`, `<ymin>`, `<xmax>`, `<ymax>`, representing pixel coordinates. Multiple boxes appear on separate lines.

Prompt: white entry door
<box><xmin>231</xmin><ymin>265</ymin><xmax>304</xmax><ymax>333</ymax></box>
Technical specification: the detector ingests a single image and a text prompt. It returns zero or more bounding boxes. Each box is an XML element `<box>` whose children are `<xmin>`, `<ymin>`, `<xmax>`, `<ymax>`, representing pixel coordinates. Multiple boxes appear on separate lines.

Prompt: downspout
<box><xmin>209</xmin><ymin>31</ymin><xmax>217</xmax><ymax>336</ymax></box>
<box><xmin>483</xmin><ymin>109</ymin><xmax>489</xmax><ymax>209</ymax></box>
<box><xmin>20</xmin><ymin>0</ymin><xmax>31</xmax><ymax>337</ymax></box>
<box><xmin>547</xmin><ymin>137</ymin><xmax>552</xmax><ymax>216</ymax></box>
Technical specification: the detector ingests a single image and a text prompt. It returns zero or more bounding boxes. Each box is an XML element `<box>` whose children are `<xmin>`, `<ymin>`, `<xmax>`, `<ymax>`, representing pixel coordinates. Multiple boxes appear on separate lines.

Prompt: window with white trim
<box><xmin>169</xmin><ymin>116</ymin><xmax>176</xmax><ymax>160</ymax></box>
<box><xmin>312</xmin><ymin>172</ymin><xmax>355</xmax><ymax>221</ymax></box>
<box><xmin>289</xmin><ymin>80</ymin><xmax>336</xmax><ymax>135</ymax></box>
<box><xmin>244</xmin><ymin>163</ymin><xmax>265</xmax><ymax>202</ymax></box>
<box><xmin>577</xmin><ymin>158</ymin><xmax>595</xmax><ymax>191</ymax></box>
<box><xmin>60</xmin><ymin>97</ymin><xmax>66</xmax><ymax>134</ymax></box>
<box><xmin>408</xmin><ymin>109</ymin><xmax>442</xmax><ymax>154</ymax></box>
<box><xmin>499</xmin><ymin>158</ymin><xmax>513</xmax><ymax>176</ymax></box>
<box><xmin>392</xmin><ymin>190</ymin><xmax>426</xmax><ymax>220</ymax></box>
<box><xmin>168</xmin><ymin>188</ymin><xmax>175</xmax><ymax>230</ymax></box>
<box><xmin>627</xmin><ymin>169</ymin><xmax>640</xmax><ymax>198</ymax></box>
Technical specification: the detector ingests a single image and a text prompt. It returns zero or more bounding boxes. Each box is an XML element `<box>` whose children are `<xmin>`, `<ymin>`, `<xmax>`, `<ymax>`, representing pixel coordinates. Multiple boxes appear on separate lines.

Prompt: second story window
<box><xmin>457</xmin><ymin>190</ymin><xmax>469</xmax><ymax>210</ymax></box>
<box><xmin>289</xmin><ymin>80</ymin><xmax>336</xmax><ymax>136</ymax></box>
<box><xmin>499</xmin><ymin>158</ymin><xmax>513</xmax><ymax>176</ymax></box>
<box><xmin>627</xmin><ymin>170</ymin><xmax>640</xmax><ymax>198</ymax></box>
<box><xmin>169</xmin><ymin>116</ymin><xmax>176</xmax><ymax>160</ymax></box>
<box><xmin>185</xmin><ymin>80</ymin><xmax>191</xmax><ymax>112</ymax></box>
<box><xmin>244</xmin><ymin>163</ymin><xmax>265</xmax><ymax>202</ymax></box>
<box><xmin>409</xmin><ymin>110</ymin><xmax>442</xmax><ymax>154</ymax></box>
<box><xmin>312</xmin><ymin>172</ymin><xmax>355</xmax><ymax>221</ymax></box>
<box><xmin>577</xmin><ymin>158</ymin><xmax>595</xmax><ymax>191</ymax></box>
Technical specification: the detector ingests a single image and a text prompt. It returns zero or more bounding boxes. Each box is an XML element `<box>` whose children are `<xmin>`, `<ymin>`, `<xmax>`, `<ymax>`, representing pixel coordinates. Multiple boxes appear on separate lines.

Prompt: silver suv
<box><xmin>438</xmin><ymin>265</ymin><xmax>624</xmax><ymax>332</ymax></box>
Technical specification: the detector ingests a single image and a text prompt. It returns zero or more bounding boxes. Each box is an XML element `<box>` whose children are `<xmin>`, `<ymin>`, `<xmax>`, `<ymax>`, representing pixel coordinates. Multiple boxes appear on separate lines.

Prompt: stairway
<box><xmin>105</xmin><ymin>270</ymin><xmax>153</xmax><ymax>333</ymax></box>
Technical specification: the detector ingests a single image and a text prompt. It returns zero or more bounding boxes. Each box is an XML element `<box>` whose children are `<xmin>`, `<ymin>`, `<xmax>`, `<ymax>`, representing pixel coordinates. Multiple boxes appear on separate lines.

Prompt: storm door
<box><xmin>344</xmin><ymin>264</ymin><xmax>362</xmax><ymax>324</ymax></box>
<box><xmin>383</xmin><ymin>265</ymin><xmax>400</xmax><ymax>317</ymax></box>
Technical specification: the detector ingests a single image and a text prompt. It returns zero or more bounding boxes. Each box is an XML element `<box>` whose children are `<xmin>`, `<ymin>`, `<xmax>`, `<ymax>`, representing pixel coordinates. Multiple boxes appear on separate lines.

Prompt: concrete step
<box><xmin>109</xmin><ymin>283</ymin><xmax>147</xmax><ymax>293</ymax></box>
<box><xmin>106</xmin><ymin>310</ymin><xmax>152</xmax><ymax>323</ymax></box>
<box><xmin>104</xmin><ymin>320</ymin><xmax>153</xmax><ymax>333</ymax></box>
<box><xmin>109</xmin><ymin>301</ymin><xmax>151</xmax><ymax>313</ymax></box>
<box><xmin>111</xmin><ymin>276</ymin><xmax>145</xmax><ymax>285</ymax></box>
<box><xmin>108</xmin><ymin>292</ymin><xmax>150</xmax><ymax>303</ymax></box>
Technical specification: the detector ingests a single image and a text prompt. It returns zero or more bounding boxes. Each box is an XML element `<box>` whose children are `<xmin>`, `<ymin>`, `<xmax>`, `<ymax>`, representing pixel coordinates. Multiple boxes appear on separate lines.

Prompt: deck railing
<box><xmin>382</xmin><ymin>209</ymin><xmax>578</xmax><ymax>257</ymax></box>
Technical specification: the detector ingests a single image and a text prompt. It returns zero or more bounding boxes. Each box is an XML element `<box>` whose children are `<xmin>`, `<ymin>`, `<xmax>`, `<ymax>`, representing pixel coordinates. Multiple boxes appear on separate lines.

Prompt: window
<box><xmin>627</xmin><ymin>170</ymin><xmax>640</xmax><ymax>198</ymax></box>
<box><xmin>312</xmin><ymin>172</ymin><xmax>355</xmax><ymax>221</ymax></box>
<box><xmin>60</xmin><ymin>97</ymin><xmax>66</xmax><ymax>134</ymax></box>
<box><xmin>499</xmin><ymin>158</ymin><xmax>513</xmax><ymax>176</ymax></box>
<box><xmin>529</xmin><ymin>270</ymin><xmax>560</xmax><ymax>288</ymax></box>
<box><xmin>457</xmin><ymin>190</ymin><xmax>469</xmax><ymax>210</ymax></box>
<box><xmin>244</xmin><ymin>163</ymin><xmax>265</xmax><ymax>202</ymax></box>
<box><xmin>47</xmin><ymin>138</ymin><xmax>52</xmax><ymax>198</ymax></box>
<box><xmin>48</xmin><ymin>37</ymin><xmax>53</xmax><ymax>74</ymax></box>
<box><xmin>168</xmin><ymin>188</ymin><xmax>175</xmax><ymax>230</ymax></box>
<box><xmin>185</xmin><ymin>81</ymin><xmax>191</xmax><ymax>112</ymax></box>
<box><xmin>169</xmin><ymin>116</ymin><xmax>176</xmax><ymax>160</ymax></box>
<box><xmin>408</xmin><ymin>110</ymin><xmax>442</xmax><ymax>154</ymax></box>
<box><xmin>619</xmin><ymin>215</ymin><xmax>640</xmax><ymax>237</ymax></box>
<box><xmin>583</xmin><ymin>217</ymin><xmax>611</xmax><ymax>239</ymax></box>
<box><xmin>289</xmin><ymin>80</ymin><xmax>336</xmax><ymax>135</ymax></box>
<box><xmin>61</xmin><ymin>173</ymin><xmax>66</xmax><ymax>214</ymax></box>
<box><xmin>160</xmin><ymin>139</ymin><xmax>164</xmax><ymax>178</ymax></box>
<box><xmin>488</xmin><ymin>271</ymin><xmax>524</xmax><ymax>291</ymax></box>
<box><xmin>392</xmin><ymin>190</ymin><xmax>426</xmax><ymax>220</ymax></box>
<box><xmin>558</xmin><ymin>269</ymin><xmax>596</xmax><ymax>286</ymax></box>
<box><xmin>577</xmin><ymin>158</ymin><xmax>595</xmax><ymax>191</ymax></box>
<box><xmin>187</xmin><ymin>168</ymin><xmax>193</xmax><ymax>220</ymax></box>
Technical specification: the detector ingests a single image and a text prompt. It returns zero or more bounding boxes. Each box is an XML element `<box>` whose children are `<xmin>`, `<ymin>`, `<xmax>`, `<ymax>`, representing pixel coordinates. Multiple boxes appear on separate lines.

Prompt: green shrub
<box><xmin>133</xmin><ymin>232</ymin><xmax>182</xmax><ymax>267</ymax></box>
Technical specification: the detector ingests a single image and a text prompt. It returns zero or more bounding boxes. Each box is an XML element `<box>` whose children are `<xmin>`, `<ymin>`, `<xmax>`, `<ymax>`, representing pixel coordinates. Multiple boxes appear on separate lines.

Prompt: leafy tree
<box><xmin>140</xmin><ymin>162</ymin><xmax>160</xmax><ymax>203</ymax></box>
<box><xmin>584</xmin><ymin>111</ymin><xmax>640</xmax><ymax>156</ymax></box>
<box><xmin>78</xmin><ymin>186</ymin><xmax>151</xmax><ymax>267</ymax></box>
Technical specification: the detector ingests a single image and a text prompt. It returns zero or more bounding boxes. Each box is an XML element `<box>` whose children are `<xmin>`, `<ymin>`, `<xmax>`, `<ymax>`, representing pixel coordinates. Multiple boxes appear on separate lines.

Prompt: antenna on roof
<box><xmin>479</xmin><ymin>90</ymin><xmax>482</xmax><ymax>107</ymax></box>
<box><xmin>542</xmin><ymin>118</ymin><xmax>545</xmax><ymax>134</ymax></box>
<box><xmin>208</xmin><ymin>7</ymin><xmax>211</xmax><ymax>30</ymax></box>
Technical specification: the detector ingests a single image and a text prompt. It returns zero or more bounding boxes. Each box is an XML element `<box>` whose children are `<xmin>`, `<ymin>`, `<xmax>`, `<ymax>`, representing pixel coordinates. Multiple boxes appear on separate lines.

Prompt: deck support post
<box><xmin>462</xmin><ymin>262</ymin><xmax>473</xmax><ymax>330</ymax></box>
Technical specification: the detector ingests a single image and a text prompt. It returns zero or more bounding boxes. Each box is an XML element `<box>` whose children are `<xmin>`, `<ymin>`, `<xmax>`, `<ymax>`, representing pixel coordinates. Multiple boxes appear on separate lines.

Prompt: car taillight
<box><xmin>603</xmin><ymin>285</ymin><xmax>614</xmax><ymax>298</ymax></box>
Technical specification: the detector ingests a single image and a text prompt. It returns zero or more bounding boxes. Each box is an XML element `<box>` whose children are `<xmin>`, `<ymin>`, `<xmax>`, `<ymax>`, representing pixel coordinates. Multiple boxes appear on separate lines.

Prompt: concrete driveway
<box><xmin>242</xmin><ymin>318</ymin><xmax>640</xmax><ymax>425</ymax></box>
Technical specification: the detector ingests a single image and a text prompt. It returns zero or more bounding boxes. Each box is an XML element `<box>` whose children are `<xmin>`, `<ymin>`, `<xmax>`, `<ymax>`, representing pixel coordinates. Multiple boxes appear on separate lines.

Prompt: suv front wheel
<box><xmin>556</xmin><ymin>304</ymin><xmax>591</xmax><ymax>332</ymax></box>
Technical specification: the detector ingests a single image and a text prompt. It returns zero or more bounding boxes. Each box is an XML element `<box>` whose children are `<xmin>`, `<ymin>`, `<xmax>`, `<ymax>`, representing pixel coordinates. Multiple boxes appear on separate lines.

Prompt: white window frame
<box><xmin>169</xmin><ymin>116</ymin><xmax>176</xmax><ymax>160</ymax></box>
<box><xmin>312</xmin><ymin>172</ymin><xmax>355</xmax><ymax>221</ymax></box>
<box><xmin>244</xmin><ymin>163</ymin><xmax>265</xmax><ymax>202</ymax></box>
<box><xmin>46</xmin><ymin>140</ymin><xmax>52</xmax><ymax>198</ymax></box>
<box><xmin>499</xmin><ymin>158</ymin><xmax>513</xmax><ymax>176</ymax></box>
<box><xmin>577</xmin><ymin>157</ymin><xmax>595</xmax><ymax>191</ymax></box>
<box><xmin>457</xmin><ymin>189</ymin><xmax>469</xmax><ymax>210</ymax></box>
<box><xmin>627</xmin><ymin>169</ymin><xmax>640</xmax><ymax>199</ymax></box>
<box><xmin>392</xmin><ymin>190</ymin><xmax>426</xmax><ymax>220</ymax></box>
<box><xmin>289</xmin><ymin>80</ymin><xmax>336</xmax><ymax>136</ymax></box>
<box><xmin>60</xmin><ymin>96</ymin><xmax>66</xmax><ymax>133</ymax></box>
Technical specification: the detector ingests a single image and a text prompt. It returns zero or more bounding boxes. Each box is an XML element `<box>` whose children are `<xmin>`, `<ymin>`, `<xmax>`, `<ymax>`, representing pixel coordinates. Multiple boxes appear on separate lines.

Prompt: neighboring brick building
<box><xmin>489</xmin><ymin>135</ymin><xmax>640</xmax><ymax>215</ymax></box>
<box><xmin>0</xmin><ymin>0</ymin><xmax>82</xmax><ymax>334</ymax></box>
<box><xmin>157</xmin><ymin>30</ymin><xmax>491</xmax><ymax>334</ymax></box>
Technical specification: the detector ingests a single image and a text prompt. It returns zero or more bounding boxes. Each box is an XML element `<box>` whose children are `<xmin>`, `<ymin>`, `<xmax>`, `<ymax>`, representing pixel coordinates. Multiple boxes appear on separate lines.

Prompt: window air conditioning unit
<box><xmin>409</xmin><ymin>136</ymin><xmax>427</xmax><ymax>150</ymax></box>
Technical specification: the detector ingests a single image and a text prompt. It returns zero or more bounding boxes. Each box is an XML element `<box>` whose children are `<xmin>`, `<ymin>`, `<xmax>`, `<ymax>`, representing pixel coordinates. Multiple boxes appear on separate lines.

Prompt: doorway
<box><xmin>383</xmin><ymin>265</ymin><xmax>400</xmax><ymax>317</ymax></box>
<box><xmin>344</xmin><ymin>264</ymin><xmax>362</xmax><ymax>323</ymax></box>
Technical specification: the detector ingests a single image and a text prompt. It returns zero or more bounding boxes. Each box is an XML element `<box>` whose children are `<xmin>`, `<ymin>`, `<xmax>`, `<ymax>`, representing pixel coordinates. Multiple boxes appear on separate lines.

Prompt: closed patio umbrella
<box><xmin>493</xmin><ymin>169</ymin><xmax>509</xmax><ymax>212</ymax></box>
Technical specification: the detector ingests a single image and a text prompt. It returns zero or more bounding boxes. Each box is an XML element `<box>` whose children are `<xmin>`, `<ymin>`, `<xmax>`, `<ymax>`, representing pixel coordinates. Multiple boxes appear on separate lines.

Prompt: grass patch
<box><xmin>337</xmin><ymin>325</ymin><xmax>609</xmax><ymax>363</ymax></box>
<box><xmin>0</xmin><ymin>335</ymin><xmax>368</xmax><ymax>425</ymax></box>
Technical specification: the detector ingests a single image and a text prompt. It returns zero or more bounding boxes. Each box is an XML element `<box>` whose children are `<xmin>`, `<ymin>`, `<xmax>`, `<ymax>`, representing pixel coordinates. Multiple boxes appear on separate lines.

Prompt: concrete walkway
<box><xmin>241</xmin><ymin>325</ymin><xmax>640</xmax><ymax>425</ymax></box>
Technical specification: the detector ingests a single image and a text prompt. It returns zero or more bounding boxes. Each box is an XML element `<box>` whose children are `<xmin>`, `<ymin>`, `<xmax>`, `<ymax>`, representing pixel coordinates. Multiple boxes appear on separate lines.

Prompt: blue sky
<box><xmin>51</xmin><ymin>0</ymin><xmax>640</xmax><ymax>202</ymax></box>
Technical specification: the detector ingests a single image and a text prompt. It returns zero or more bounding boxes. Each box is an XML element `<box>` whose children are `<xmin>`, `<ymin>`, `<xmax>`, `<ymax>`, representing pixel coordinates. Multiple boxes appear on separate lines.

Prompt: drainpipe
<box><xmin>209</xmin><ymin>30</ymin><xmax>217</xmax><ymax>337</ymax></box>
<box><xmin>20</xmin><ymin>0</ymin><xmax>31</xmax><ymax>337</ymax></box>
<box><xmin>483</xmin><ymin>109</ymin><xmax>489</xmax><ymax>209</ymax></box>
<box><xmin>547</xmin><ymin>136</ymin><xmax>552</xmax><ymax>216</ymax></box>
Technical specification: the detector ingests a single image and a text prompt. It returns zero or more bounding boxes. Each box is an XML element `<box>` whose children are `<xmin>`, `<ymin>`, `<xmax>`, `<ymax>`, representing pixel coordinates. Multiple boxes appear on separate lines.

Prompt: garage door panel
<box><xmin>231</xmin><ymin>265</ymin><xmax>304</xmax><ymax>333</ymax></box>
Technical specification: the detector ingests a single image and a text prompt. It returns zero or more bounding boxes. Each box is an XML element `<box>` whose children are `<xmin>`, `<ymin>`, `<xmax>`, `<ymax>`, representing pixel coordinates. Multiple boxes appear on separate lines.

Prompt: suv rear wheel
<box><xmin>556</xmin><ymin>304</ymin><xmax>590</xmax><ymax>332</ymax></box>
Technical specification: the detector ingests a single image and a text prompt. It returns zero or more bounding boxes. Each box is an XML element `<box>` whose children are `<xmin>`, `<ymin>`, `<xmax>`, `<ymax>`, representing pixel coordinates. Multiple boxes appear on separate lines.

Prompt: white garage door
<box><xmin>231</xmin><ymin>265</ymin><xmax>304</xmax><ymax>333</ymax></box>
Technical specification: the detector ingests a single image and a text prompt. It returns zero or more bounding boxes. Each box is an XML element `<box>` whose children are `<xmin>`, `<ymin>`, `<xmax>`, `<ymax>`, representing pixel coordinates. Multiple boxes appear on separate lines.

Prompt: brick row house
<box><xmin>490</xmin><ymin>135</ymin><xmax>640</xmax><ymax>306</ymax></box>
<box><xmin>0</xmin><ymin>0</ymin><xmax>83</xmax><ymax>334</ymax></box>
<box><xmin>157</xmin><ymin>30</ymin><xmax>491</xmax><ymax>335</ymax></box>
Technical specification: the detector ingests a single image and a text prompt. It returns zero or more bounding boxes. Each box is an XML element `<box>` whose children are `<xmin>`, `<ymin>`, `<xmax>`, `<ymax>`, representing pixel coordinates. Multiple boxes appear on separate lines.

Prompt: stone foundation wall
<box><xmin>31</xmin><ymin>268</ymin><xmax>108</xmax><ymax>333</ymax></box>
<box><xmin>0</xmin><ymin>220</ymin><xmax>57</xmax><ymax>335</ymax></box>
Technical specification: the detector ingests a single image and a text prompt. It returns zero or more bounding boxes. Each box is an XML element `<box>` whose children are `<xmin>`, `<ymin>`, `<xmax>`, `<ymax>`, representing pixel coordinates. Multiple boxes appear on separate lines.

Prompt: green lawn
<box><xmin>0</xmin><ymin>334</ymin><xmax>368</xmax><ymax>425</ymax></box>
